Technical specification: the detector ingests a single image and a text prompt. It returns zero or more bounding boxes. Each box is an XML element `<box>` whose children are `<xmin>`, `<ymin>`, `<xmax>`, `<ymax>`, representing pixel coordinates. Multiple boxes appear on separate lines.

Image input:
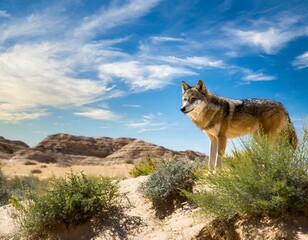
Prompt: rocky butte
<box><xmin>2</xmin><ymin>134</ymin><xmax>207</xmax><ymax>165</ymax></box>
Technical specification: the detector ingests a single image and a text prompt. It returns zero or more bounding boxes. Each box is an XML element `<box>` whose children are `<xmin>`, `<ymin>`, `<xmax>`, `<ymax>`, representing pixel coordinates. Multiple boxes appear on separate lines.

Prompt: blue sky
<box><xmin>0</xmin><ymin>0</ymin><xmax>307</xmax><ymax>154</ymax></box>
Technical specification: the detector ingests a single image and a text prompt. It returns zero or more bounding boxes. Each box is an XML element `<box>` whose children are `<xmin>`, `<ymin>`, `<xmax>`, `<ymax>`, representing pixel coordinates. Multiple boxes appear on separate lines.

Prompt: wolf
<box><xmin>181</xmin><ymin>80</ymin><xmax>298</xmax><ymax>171</ymax></box>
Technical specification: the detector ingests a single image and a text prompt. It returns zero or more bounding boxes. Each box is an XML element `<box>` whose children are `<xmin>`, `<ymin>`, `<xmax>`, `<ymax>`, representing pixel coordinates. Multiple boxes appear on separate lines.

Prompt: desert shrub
<box><xmin>185</xmin><ymin>126</ymin><xmax>308</xmax><ymax>218</ymax></box>
<box><xmin>0</xmin><ymin>173</ymin><xmax>47</xmax><ymax>206</ymax></box>
<box><xmin>140</xmin><ymin>160</ymin><xmax>198</xmax><ymax>205</ymax></box>
<box><xmin>11</xmin><ymin>172</ymin><xmax>124</xmax><ymax>238</ymax></box>
<box><xmin>0</xmin><ymin>168</ymin><xmax>9</xmax><ymax>206</ymax></box>
<box><xmin>30</xmin><ymin>169</ymin><xmax>42</xmax><ymax>174</ymax></box>
<box><xmin>125</xmin><ymin>159</ymin><xmax>134</xmax><ymax>164</ymax></box>
<box><xmin>8</xmin><ymin>176</ymin><xmax>48</xmax><ymax>197</ymax></box>
<box><xmin>24</xmin><ymin>161</ymin><xmax>37</xmax><ymax>166</ymax></box>
<box><xmin>129</xmin><ymin>158</ymin><xmax>158</xmax><ymax>177</ymax></box>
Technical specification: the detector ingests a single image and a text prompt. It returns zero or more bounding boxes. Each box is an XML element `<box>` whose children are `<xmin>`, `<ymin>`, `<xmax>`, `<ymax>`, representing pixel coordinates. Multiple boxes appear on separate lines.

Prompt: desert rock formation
<box><xmin>0</xmin><ymin>137</ymin><xmax>29</xmax><ymax>159</ymax></box>
<box><xmin>4</xmin><ymin>134</ymin><xmax>206</xmax><ymax>165</ymax></box>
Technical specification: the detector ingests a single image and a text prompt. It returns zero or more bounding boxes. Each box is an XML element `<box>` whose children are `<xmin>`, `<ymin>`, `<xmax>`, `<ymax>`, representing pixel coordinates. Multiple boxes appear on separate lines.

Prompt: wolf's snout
<box><xmin>180</xmin><ymin>107</ymin><xmax>186</xmax><ymax>113</ymax></box>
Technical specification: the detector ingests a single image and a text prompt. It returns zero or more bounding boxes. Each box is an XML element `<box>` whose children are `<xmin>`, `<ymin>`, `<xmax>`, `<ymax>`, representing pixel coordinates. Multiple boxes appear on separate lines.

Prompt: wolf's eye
<box><xmin>183</xmin><ymin>98</ymin><xmax>188</xmax><ymax>102</ymax></box>
<box><xmin>191</xmin><ymin>97</ymin><xmax>197</xmax><ymax>102</ymax></box>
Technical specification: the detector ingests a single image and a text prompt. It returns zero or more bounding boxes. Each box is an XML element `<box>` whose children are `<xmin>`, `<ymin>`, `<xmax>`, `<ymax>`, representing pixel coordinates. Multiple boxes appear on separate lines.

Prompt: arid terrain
<box><xmin>0</xmin><ymin>160</ymin><xmax>133</xmax><ymax>179</ymax></box>
<box><xmin>0</xmin><ymin>134</ymin><xmax>307</xmax><ymax>239</ymax></box>
<box><xmin>0</xmin><ymin>133</ymin><xmax>206</xmax><ymax>180</ymax></box>
<box><xmin>1</xmin><ymin>176</ymin><xmax>307</xmax><ymax>240</ymax></box>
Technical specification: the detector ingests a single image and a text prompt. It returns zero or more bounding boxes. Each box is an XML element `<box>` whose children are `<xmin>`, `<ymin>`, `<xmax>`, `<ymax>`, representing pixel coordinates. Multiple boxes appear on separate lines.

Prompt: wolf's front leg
<box><xmin>216</xmin><ymin>136</ymin><xmax>227</xmax><ymax>169</ymax></box>
<box><xmin>207</xmin><ymin>135</ymin><xmax>218</xmax><ymax>172</ymax></box>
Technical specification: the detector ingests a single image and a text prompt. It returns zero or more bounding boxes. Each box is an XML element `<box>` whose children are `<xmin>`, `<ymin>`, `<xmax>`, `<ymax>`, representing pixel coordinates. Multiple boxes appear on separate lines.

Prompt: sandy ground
<box><xmin>0</xmin><ymin>176</ymin><xmax>209</xmax><ymax>240</ymax></box>
<box><xmin>1</xmin><ymin>160</ymin><xmax>307</xmax><ymax>239</ymax></box>
<box><xmin>0</xmin><ymin>160</ymin><xmax>133</xmax><ymax>180</ymax></box>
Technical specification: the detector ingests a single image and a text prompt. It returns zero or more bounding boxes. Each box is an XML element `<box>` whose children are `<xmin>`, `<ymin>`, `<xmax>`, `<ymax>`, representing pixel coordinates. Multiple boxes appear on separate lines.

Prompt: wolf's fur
<box><xmin>181</xmin><ymin>80</ymin><xmax>298</xmax><ymax>171</ymax></box>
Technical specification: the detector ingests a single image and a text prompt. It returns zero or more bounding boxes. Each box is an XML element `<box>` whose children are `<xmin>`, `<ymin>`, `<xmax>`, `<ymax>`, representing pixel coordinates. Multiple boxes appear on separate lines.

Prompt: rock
<box><xmin>33</xmin><ymin>134</ymin><xmax>133</xmax><ymax>158</ymax></box>
<box><xmin>104</xmin><ymin>139</ymin><xmax>205</xmax><ymax>164</ymax></box>
<box><xmin>0</xmin><ymin>137</ymin><xmax>29</xmax><ymax>159</ymax></box>
<box><xmin>8</xmin><ymin>134</ymin><xmax>207</xmax><ymax>165</ymax></box>
<box><xmin>11</xmin><ymin>149</ymin><xmax>57</xmax><ymax>163</ymax></box>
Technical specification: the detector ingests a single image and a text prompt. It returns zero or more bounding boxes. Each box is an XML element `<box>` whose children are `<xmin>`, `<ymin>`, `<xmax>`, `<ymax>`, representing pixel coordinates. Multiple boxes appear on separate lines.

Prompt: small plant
<box><xmin>140</xmin><ymin>160</ymin><xmax>197</xmax><ymax>207</ymax></box>
<box><xmin>1</xmin><ymin>174</ymin><xmax>47</xmax><ymax>206</ymax></box>
<box><xmin>129</xmin><ymin>158</ymin><xmax>158</xmax><ymax>177</ymax></box>
<box><xmin>30</xmin><ymin>169</ymin><xmax>42</xmax><ymax>174</ymax></box>
<box><xmin>24</xmin><ymin>161</ymin><xmax>37</xmax><ymax>166</ymax></box>
<box><xmin>11</xmin><ymin>172</ymin><xmax>124</xmax><ymax>238</ymax></box>
<box><xmin>125</xmin><ymin>159</ymin><xmax>134</xmax><ymax>164</ymax></box>
<box><xmin>0</xmin><ymin>168</ymin><xmax>9</xmax><ymax>206</ymax></box>
<box><xmin>185</xmin><ymin>125</ymin><xmax>308</xmax><ymax>218</ymax></box>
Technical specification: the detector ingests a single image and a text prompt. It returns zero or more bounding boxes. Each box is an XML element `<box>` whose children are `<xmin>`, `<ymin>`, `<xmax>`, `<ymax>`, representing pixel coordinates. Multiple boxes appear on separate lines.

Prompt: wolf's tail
<box><xmin>285</xmin><ymin>115</ymin><xmax>298</xmax><ymax>148</ymax></box>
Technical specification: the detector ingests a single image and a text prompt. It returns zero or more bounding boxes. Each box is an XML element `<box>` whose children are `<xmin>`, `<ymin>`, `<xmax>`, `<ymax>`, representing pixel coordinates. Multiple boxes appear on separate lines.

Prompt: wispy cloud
<box><xmin>0</xmin><ymin>43</ymin><xmax>109</xmax><ymax>122</ymax></box>
<box><xmin>226</xmin><ymin>13</ymin><xmax>307</xmax><ymax>54</ymax></box>
<box><xmin>0</xmin><ymin>12</ymin><xmax>67</xmax><ymax>45</ymax></box>
<box><xmin>75</xmin><ymin>0</ymin><xmax>161</xmax><ymax>38</ymax></box>
<box><xmin>159</xmin><ymin>56</ymin><xmax>225</xmax><ymax>69</ymax></box>
<box><xmin>242</xmin><ymin>72</ymin><xmax>276</xmax><ymax>82</ymax></box>
<box><xmin>98</xmin><ymin>61</ymin><xmax>196</xmax><ymax>91</ymax></box>
<box><xmin>292</xmin><ymin>51</ymin><xmax>308</xmax><ymax>69</ymax></box>
<box><xmin>74</xmin><ymin>108</ymin><xmax>120</xmax><ymax>121</ymax></box>
<box><xmin>122</xmin><ymin>104</ymin><xmax>142</xmax><ymax>108</ymax></box>
<box><xmin>150</xmin><ymin>36</ymin><xmax>185</xmax><ymax>43</ymax></box>
<box><xmin>0</xmin><ymin>106</ymin><xmax>49</xmax><ymax>123</ymax></box>
<box><xmin>0</xmin><ymin>10</ymin><xmax>10</xmax><ymax>18</ymax></box>
<box><xmin>231</xmin><ymin>28</ymin><xmax>302</xmax><ymax>54</ymax></box>
<box><xmin>127</xmin><ymin>113</ymin><xmax>166</xmax><ymax>132</ymax></box>
<box><xmin>0</xmin><ymin>0</ymin><xmax>163</xmax><ymax>122</ymax></box>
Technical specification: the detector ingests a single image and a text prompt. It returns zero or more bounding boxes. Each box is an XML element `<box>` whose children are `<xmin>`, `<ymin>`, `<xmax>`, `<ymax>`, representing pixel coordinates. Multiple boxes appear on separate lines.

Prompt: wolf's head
<box><xmin>181</xmin><ymin>80</ymin><xmax>209</xmax><ymax>114</ymax></box>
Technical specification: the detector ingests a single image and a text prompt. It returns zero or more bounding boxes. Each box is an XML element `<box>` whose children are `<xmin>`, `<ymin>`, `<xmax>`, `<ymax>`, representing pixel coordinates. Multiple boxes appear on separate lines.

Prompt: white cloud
<box><xmin>122</xmin><ymin>104</ymin><xmax>142</xmax><ymax>108</ymax></box>
<box><xmin>0</xmin><ymin>10</ymin><xmax>10</xmax><ymax>18</ymax></box>
<box><xmin>225</xmin><ymin>13</ymin><xmax>307</xmax><ymax>54</ymax></box>
<box><xmin>0</xmin><ymin>106</ymin><xmax>49</xmax><ymax>123</ymax></box>
<box><xmin>0</xmin><ymin>1</ymin><xmax>164</xmax><ymax>123</ymax></box>
<box><xmin>0</xmin><ymin>43</ymin><xmax>111</xmax><ymax>122</ymax></box>
<box><xmin>143</xmin><ymin>114</ymin><xmax>155</xmax><ymax>120</ymax></box>
<box><xmin>0</xmin><ymin>12</ymin><xmax>67</xmax><ymax>45</ymax></box>
<box><xmin>243</xmin><ymin>72</ymin><xmax>276</xmax><ymax>82</ymax></box>
<box><xmin>292</xmin><ymin>51</ymin><xmax>308</xmax><ymax>69</ymax></box>
<box><xmin>126</xmin><ymin>113</ymin><xmax>166</xmax><ymax>132</ymax></box>
<box><xmin>160</xmin><ymin>56</ymin><xmax>225</xmax><ymax>69</ymax></box>
<box><xmin>98</xmin><ymin>61</ymin><xmax>196</xmax><ymax>91</ymax></box>
<box><xmin>127</xmin><ymin>120</ymin><xmax>150</xmax><ymax>128</ymax></box>
<box><xmin>74</xmin><ymin>108</ymin><xmax>120</xmax><ymax>121</ymax></box>
<box><xmin>232</xmin><ymin>27</ymin><xmax>301</xmax><ymax>54</ymax></box>
<box><xmin>76</xmin><ymin>0</ymin><xmax>161</xmax><ymax>38</ymax></box>
<box><xmin>138</xmin><ymin>126</ymin><xmax>166</xmax><ymax>132</ymax></box>
<box><xmin>150</xmin><ymin>36</ymin><xmax>185</xmax><ymax>43</ymax></box>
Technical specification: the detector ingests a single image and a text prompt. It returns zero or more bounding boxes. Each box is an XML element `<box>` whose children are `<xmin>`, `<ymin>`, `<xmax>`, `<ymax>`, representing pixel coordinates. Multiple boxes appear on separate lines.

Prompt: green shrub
<box><xmin>185</xmin><ymin>126</ymin><xmax>308</xmax><ymax>218</ymax></box>
<box><xmin>0</xmin><ymin>168</ymin><xmax>9</xmax><ymax>206</ymax></box>
<box><xmin>11</xmin><ymin>172</ymin><xmax>124</xmax><ymax>238</ymax></box>
<box><xmin>9</xmin><ymin>176</ymin><xmax>48</xmax><ymax>197</ymax></box>
<box><xmin>0</xmin><ymin>173</ymin><xmax>47</xmax><ymax>207</ymax></box>
<box><xmin>129</xmin><ymin>158</ymin><xmax>157</xmax><ymax>177</ymax></box>
<box><xmin>140</xmin><ymin>160</ymin><xmax>197</xmax><ymax>204</ymax></box>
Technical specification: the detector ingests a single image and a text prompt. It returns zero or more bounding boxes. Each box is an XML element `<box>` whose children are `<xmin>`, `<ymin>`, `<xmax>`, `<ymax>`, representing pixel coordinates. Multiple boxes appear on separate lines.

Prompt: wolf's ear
<box><xmin>195</xmin><ymin>80</ymin><xmax>207</xmax><ymax>95</ymax></box>
<box><xmin>182</xmin><ymin>81</ymin><xmax>191</xmax><ymax>94</ymax></box>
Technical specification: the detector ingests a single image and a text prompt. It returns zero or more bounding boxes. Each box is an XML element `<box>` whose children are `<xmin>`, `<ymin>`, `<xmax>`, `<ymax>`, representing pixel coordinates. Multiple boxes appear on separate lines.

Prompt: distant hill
<box><xmin>2</xmin><ymin>133</ymin><xmax>207</xmax><ymax>165</ymax></box>
<box><xmin>0</xmin><ymin>137</ymin><xmax>29</xmax><ymax>159</ymax></box>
